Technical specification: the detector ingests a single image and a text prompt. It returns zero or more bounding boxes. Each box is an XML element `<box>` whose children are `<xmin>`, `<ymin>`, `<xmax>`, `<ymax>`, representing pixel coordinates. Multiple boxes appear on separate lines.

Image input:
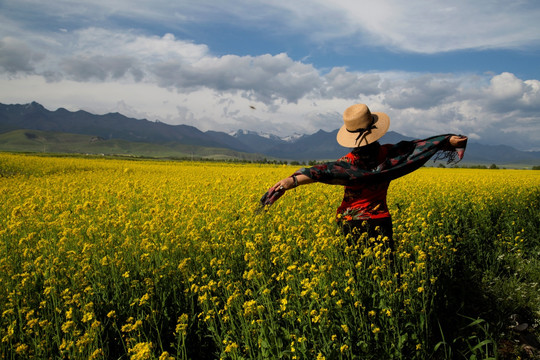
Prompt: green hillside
<box><xmin>0</xmin><ymin>130</ymin><xmax>267</xmax><ymax>161</ymax></box>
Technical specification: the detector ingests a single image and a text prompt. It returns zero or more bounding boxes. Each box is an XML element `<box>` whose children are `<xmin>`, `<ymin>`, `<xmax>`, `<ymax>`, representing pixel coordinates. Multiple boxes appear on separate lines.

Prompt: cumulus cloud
<box><xmin>1</xmin><ymin>69</ymin><xmax>539</xmax><ymax>150</ymax></box>
<box><xmin>151</xmin><ymin>53</ymin><xmax>321</xmax><ymax>103</ymax></box>
<box><xmin>485</xmin><ymin>72</ymin><xmax>540</xmax><ymax>113</ymax></box>
<box><xmin>321</xmin><ymin>68</ymin><xmax>382</xmax><ymax>98</ymax></box>
<box><xmin>62</xmin><ymin>55</ymin><xmax>140</xmax><ymax>81</ymax></box>
<box><xmin>487</xmin><ymin>72</ymin><xmax>525</xmax><ymax>101</ymax></box>
<box><xmin>0</xmin><ymin>37</ymin><xmax>44</xmax><ymax>74</ymax></box>
<box><xmin>521</xmin><ymin>80</ymin><xmax>540</xmax><ymax>110</ymax></box>
<box><xmin>1</xmin><ymin>0</ymin><xmax>539</xmax><ymax>150</ymax></box>
<box><xmin>383</xmin><ymin>74</ymin><xmax>460</xmax><ymax>110</ymax></box>
<box><xmin>56</xmin><ymin>30</ymin><xmax>209</xmax><ymax>81</ymax></box>
<box><xmin>3</xmin><ymin>27</ymin><xmax>323</xmax><ymax>104</ymax></box>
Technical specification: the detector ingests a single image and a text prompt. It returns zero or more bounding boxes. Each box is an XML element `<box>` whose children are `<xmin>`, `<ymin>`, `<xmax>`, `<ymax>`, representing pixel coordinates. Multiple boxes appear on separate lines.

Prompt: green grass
<box><xmin>0</xmin><ymin>129</ymin><xmax>268</xmax><ymax>161</ymax></box>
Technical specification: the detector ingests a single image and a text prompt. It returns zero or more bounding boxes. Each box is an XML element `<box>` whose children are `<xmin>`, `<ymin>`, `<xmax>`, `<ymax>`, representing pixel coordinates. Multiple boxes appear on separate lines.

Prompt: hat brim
<box><xmin>336</xmin><ymin>112</ymin><xmax>390</xmax><ymax>148</ymax></box>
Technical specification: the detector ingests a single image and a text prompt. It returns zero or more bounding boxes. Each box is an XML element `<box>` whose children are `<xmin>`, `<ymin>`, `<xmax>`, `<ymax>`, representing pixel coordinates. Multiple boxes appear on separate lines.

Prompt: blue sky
<box><xmin>1</xmin><ymin>0</ymin><xmax>540</xmax><ymax>151</ymax></box>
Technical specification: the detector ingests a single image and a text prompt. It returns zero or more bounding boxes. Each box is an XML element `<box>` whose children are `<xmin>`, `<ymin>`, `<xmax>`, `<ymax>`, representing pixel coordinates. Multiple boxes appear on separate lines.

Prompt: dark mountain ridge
<box><xmin>0</xmin><ymin>102</ymin><xmax>251</xmax><ymax>152</ymax></box>
<box><xmin>1</xmin><ymin>102</ymin><xmax>539</xmax><ymax>165</ymax></box>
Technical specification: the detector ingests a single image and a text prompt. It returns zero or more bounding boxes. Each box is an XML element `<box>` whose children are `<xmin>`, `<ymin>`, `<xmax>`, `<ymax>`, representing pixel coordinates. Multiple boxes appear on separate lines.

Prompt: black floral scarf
<box><xmin>260</xmin><ymin>134</ymin><xmax>466</xmax><ymax>208</ymax></box>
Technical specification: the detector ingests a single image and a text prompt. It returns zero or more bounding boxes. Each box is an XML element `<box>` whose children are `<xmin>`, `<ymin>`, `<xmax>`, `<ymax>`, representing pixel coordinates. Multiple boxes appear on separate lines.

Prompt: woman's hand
<box><xmin>449</xmin><ymin>135</ymin><xmax>468</xmax><ymax>148</ymax></box>
<box><xmin>268</xmin><ymin>174</ymin><xmax>313</xmax><ymax>195</ymax></box>
<box><xmin>269</xmin><ymin>176</ymin><xmax>296</xmax><ymax>193</ymax></box>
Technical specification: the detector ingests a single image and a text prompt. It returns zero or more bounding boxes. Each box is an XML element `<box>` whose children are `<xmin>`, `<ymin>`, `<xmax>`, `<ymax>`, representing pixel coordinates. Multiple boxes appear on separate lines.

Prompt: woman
<box><xmin>260</xmin><ymin>104</ymin><xmax>468</xmax><ymax>249</ymax></box>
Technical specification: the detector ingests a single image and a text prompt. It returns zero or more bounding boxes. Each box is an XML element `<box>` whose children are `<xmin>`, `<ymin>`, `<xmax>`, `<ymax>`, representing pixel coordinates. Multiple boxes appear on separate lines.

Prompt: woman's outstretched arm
<box><xmin>269</xmin><ymin>174</ymin><xmax>314</xmax><ymax>193</ymax></box>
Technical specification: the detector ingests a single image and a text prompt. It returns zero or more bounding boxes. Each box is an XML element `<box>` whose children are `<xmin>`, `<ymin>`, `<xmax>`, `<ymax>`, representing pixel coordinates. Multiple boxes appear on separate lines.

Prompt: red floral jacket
<box><xmin>336</xmin><ymin>145</ymin><xmax>392</xmax><ymax>220</ymax></box>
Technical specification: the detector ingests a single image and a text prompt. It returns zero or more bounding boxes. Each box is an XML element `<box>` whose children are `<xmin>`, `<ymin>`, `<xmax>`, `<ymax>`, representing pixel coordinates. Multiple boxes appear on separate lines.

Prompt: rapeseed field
<box><xmin>1</xmin><ymin>153</ymin><xmax>539</xmax><ymax>359</ymax></box>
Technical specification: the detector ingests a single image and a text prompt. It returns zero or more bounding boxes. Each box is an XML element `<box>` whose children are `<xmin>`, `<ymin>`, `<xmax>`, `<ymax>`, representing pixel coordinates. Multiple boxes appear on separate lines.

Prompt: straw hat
<box><xmin>336</xmin><ymin>104</ymin><xmax>390</xmax><ymax>148</ymax></box>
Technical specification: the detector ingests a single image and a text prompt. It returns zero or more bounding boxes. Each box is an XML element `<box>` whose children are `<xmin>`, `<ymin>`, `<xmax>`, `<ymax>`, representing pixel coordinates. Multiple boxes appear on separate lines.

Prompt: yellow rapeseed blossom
<box><xmin>175</xmin><ymin>314</ymin><xmax>189</xmax><ymax>336</ymax></box>
<box><xmin>0</xmin><ymin>154</ymin><xmax>537</xmax><ymax>359</ymax></box>
<box><xmin>129</xmin><ymin>342</ymin><xmax>152</xmax><ymax>360</ymax></box>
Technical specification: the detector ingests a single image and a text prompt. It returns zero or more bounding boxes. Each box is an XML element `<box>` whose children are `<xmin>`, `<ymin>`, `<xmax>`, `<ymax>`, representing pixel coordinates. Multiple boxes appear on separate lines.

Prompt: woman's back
<box><xmin>336</xmin><ymin>142</ymin><xmax>391</xmax><ymax>220</ymax></box>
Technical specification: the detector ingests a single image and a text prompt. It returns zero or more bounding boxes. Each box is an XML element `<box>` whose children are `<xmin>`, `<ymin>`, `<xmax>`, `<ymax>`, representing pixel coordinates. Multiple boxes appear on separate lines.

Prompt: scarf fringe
<box><xmin>433</xmin><ymin>149</ymin><xmax>460</xmax><ymax>164</ymax></box>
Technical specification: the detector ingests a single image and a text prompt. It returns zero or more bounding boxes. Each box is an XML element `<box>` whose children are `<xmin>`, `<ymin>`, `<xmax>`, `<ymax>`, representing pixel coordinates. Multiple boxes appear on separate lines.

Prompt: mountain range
<box><xmin>1</xmin><ymin>102</ymin><xmax>539</xmax><ymax>166</ymax></box>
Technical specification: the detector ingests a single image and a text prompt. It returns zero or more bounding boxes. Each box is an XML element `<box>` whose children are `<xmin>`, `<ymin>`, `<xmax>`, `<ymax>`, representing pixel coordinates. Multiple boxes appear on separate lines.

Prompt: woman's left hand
<box><xmin>449</xmin><ymin>135</ymin><xmax>468</xmax><ymax>148</ymax></box>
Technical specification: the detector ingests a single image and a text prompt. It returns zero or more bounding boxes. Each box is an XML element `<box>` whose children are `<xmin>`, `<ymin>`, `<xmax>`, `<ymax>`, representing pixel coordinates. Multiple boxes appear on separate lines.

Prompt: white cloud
<box><xmin>3</xmin><ymin>27</ymin><xmax>323</xmax><ymax>104</ymax></box>
<box><xmin>383</xmin><ymin>74</ymin><xmax>460</xmax><ymax>109</ymax></box>
<box><xmin>483</xmin><ymin>72</ymin><xmax>540</xmax><ymax>115</ymax></box>
<box><xmin>2</xmin><ymin>69</ymin><xmax>539</xmax><ymax>150</ymax></box>
<box><xmin>3</xmin><ymin>0</ymin><xmax>540</xmax><ymax>54</ymax></box>
<box><xmin>521</xmin><ymin>80</ymin><xmax>540</xmax><ymax>109</ymax></box>
<box><xmin>322</xmin><ymin>68</ymin><xmax>382</xmax><ymax>98</ymax></box>
<box><xmin>61</xmin><ymin>55</ymin><xmax>138</xmax><ymax>81</ymax></box>
<box><xmin>286</xmin><ymin>0</ymin><xmax>540</xmax><ymax>53</ymax></box>
<box><xmin>150</xmin><ymin>53</ymin><xmax>322</xmax><ymax>103</ymax></box>
<box><xmin>0</xmin><ymin>37</ymin><xmax>44</xmax><ymax>73</ymax></box>
<box><xmin>487</xmin><ymin>72</ymin><xmax>525</xmax><ymax>100</ymax></box>
<box><xmin>1</xmin><ymin>0</ymin><xmax>539</xmax><ymax>150</ymax></box>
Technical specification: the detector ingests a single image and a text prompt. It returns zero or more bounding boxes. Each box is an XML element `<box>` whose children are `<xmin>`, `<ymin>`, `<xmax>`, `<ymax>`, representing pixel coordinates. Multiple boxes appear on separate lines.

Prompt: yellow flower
<box><xmin>90</xmin><ymin>348</ymin><xmax>104</xmax><ymax>360</ymax></box>
<box><xmin>243</xmin><ymin>300</ymin><xmax>258</xmax><ymax>316</ymax></box>
<box><xmin>224</xmin><ymin>341</ymin><xmax>238</xmax><ymax>353</ymax></box>
<box><xmin>61</xmin><ymin>321</ymin><xmax>75</xmax><ymax>333</ymax></box>
<box><xmin>175</xmin><ymin>314</ymin><xmax>189</xmax><ymax>336</ymax></box>
<box><xmin>129</xmin><ymin>342</ymin><xmax>153</xmax><ymax>360</ymax></box>
<box><xmin>280</xmin><ymin>298</ymin><xmax>288</xmax><ymax>312</ymax></box>
<box><xmin>26</xmin><ymin>318</ymin><xmax>38</xmax><ymax>328</ymax></box>
<box><xmin>82</xmin><ymin>311</ymin><xmax>94</xmax><ymax>323</ymax></box>
<box><xmin>15</xmin><ymin>343</ymin><xmax>28</xmax><ymax>355</ymax></box>
<box><xmin>158</xmin><ymin>351</ymin><xmax>174</xmax><ymax>360</ymax></box>
<box><xmin>139</xmin><ymin>293</ymin><xmax>151</xmax><ymax>306</ymax></box>
<box><xmin>1</xmin><ymin>154</ymin><xmax>536</xmax><ymax>360</ymax></box>
<box><xmin>2</xmin><ymin>309</ymin><xmax>15</xmax><ymax>317</ymax></box>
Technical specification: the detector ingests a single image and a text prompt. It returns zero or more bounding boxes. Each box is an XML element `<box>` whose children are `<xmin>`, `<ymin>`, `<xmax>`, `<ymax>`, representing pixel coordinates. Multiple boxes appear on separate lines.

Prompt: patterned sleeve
<box><xmin>260</xmin><ymin>134</ymin><xmax>466</xmax><ymax>208</ymax></box>
<box><xmin>294</xmin><ymin>134</ymin><xmax>465</xmax><ymax>186</ymax></box>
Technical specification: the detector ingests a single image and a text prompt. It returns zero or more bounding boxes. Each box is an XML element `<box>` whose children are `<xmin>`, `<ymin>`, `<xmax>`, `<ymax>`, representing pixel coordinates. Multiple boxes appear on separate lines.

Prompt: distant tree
<box><xmin>532</xmin><ymin>165</ymin><xmax>540</xmax><ymax>170</ymax></box>
<box><xmin>489</xmin><ymin>163</ymin><xmax>499</xmax><ymax>169</ymax></box>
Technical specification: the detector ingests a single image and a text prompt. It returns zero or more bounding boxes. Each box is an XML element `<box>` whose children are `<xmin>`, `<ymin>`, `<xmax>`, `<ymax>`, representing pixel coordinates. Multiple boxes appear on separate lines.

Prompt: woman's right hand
<box><xmin>269</xmin><ymin>176</ymin><xmax>295</xmax><ymax>193</ymax></box>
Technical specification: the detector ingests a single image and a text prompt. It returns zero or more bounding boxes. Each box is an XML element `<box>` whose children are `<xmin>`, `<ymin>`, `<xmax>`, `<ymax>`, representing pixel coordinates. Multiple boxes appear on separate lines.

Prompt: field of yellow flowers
<box><xmin>1</xmin><ymin>153</ymin><xmax>539</xmax><ymax>359</ymax></box>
